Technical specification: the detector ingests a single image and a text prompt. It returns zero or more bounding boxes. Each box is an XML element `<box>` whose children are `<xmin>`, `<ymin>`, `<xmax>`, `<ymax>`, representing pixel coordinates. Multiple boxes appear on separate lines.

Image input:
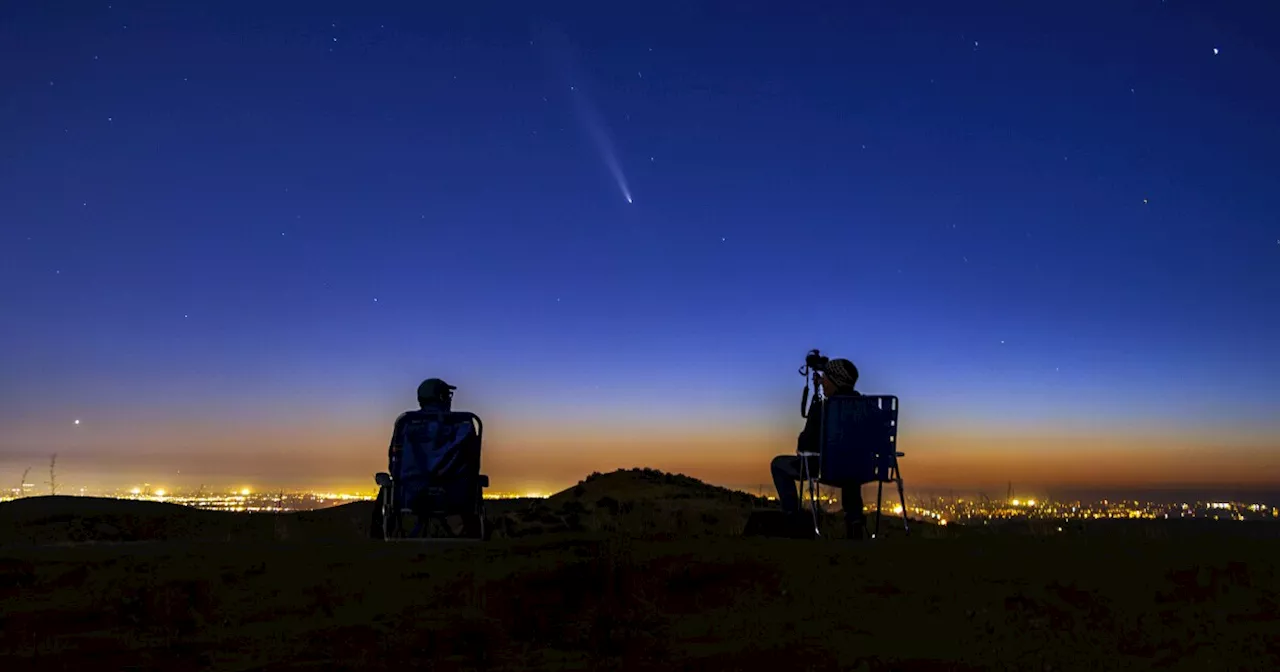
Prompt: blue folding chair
<box><xmin>798</xmin><ymin>394</ymin><xmax>909</xmax><ymax>539</ymax></box>
<box><xmin>373</xmin><ymin>410</ymin><xmax>489</xmax><ymax>541</ymax></box>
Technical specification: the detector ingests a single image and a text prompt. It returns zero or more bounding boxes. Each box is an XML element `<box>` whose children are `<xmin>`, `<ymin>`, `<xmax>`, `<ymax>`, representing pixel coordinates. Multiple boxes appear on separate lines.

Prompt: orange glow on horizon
<box><xmin>12</xmin><ymin>414</ymin><xmax>1278</xmax><ymax>495</ymax></box>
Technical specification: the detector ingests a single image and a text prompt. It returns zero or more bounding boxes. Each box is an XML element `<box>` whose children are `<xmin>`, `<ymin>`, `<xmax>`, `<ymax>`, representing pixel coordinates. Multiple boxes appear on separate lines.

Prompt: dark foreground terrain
<box><xmin>2</xmin><ymin>471</ymin><xmax>1278</xmax><ymax>671</ymax></box>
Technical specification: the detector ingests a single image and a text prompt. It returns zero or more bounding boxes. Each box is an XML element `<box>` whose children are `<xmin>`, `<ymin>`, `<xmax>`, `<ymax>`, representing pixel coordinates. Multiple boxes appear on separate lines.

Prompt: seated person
<box><xmin>770</xmin><ymin>358</ymin><xmax>868</xmax><ymax>539</ymax></box>
<box><xmin>387</xmin><ymin>378</ymin><xmax>478</xmax><ymax>508</ymax></box>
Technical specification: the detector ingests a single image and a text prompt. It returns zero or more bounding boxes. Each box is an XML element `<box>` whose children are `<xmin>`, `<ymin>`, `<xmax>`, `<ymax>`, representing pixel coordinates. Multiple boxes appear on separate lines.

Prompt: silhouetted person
<box><xmin>374</xmin><ymin>378</ymin><xmax>482</xmax><ymax>537</ymax></box>
<box><xmin>771</xmin><ymin>358</ymin><xmax>868</xmax><ymax>539</ymax></box>
<box><xmin>388</xmin><ymin>377</ymin><xmax>471</xmax><ymax>465</ymax></box>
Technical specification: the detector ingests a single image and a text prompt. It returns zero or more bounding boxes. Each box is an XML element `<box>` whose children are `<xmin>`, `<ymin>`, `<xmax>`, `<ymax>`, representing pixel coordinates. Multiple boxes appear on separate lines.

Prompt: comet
<box><xmin>569</xmin><ymin>84</ymin><xmax>633</xmax><ymax>204</ymax></box>
<box><xmin>535</xmin><ymin>23</ymin><xmax>634</xmax><ymax>205</ymax></box>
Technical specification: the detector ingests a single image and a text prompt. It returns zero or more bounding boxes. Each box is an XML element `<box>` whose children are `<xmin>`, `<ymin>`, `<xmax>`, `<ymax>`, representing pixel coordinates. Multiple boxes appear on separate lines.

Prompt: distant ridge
<box><xmin>0</xmin><ymin>494</ymin><xmax>374</xmax><ymax>544</ymax></box>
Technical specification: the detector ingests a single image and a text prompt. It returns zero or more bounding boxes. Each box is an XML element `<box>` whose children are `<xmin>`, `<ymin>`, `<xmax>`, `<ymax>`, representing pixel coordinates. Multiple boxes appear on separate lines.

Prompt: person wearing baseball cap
<box><xmin>416</xmin><ymin>378</ymin><xmax>457</xmax><ymax>410</ymax></box>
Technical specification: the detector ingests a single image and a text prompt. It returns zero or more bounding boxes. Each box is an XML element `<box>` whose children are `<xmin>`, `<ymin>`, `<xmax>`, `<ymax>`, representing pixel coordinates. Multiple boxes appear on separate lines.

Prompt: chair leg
<box><xmin>875</xmin><ymin>479</ymin><xmax>885</xmax><ymax>538</ymax></box>
<box><xmin>382</xmin><ymin>484</ymin><xmax>395</xmax><ymax>540</ymax></box>
<box><xmin>895</xmin><ymin>464</ymin><xmax>910</xmax><ymax>536</ymax></box>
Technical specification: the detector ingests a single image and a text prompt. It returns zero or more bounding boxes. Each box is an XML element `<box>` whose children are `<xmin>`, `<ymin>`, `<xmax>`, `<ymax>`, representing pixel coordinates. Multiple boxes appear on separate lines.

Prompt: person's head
<box><xmin>819</xmin><ymin>358</ymin><xmax>859</xmax><ymax>396</ymax></box>
<box><xmin>416</xmin><ymin>378</ymin><xmax>456</xmax><ymax>409</ymax></box>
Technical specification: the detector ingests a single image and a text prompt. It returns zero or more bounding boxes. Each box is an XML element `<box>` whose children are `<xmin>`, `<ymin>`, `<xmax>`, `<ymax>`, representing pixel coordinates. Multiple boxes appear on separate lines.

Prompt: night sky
<box><xmin>3</xmin><ymin>2</ymin><xmax>1278</xmax><ymax>495</ymax></box>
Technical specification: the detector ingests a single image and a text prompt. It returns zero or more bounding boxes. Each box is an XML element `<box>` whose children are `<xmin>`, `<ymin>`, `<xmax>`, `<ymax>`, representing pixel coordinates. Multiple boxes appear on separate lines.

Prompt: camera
<box><xmin>803</xmin><ymin>349</ymin><xmax>829</xmax><ymax>374</ymax></box>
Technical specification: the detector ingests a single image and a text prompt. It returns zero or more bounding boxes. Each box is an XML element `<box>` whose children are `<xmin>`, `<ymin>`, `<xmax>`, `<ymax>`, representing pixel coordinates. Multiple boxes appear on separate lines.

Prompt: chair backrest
<box><xmin>392</xmin><ymin>409</ymin><xmax>484</xmax><ymax>515</ymax></box>
<box><xmin>393</xmin><ymin>410</ymin><xmax>483</xmax><ymax>484</ymax></box>
<box><xmin>819</xmin><ymin>394</ymin><xmax>898</xmax><ymax>486</ymax></box>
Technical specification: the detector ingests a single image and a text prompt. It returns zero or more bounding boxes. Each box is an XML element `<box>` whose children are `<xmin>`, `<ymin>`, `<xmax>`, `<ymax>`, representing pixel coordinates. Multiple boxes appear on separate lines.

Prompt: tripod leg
<box><xmin>799</xmin><ymin>456</ymin><xmax>819</xmax><ymax>538</ymax></box>
<box><xmin>806</xmin><ymin>478</ymin><xmax>817</xmax><ymax>538</ymax></box>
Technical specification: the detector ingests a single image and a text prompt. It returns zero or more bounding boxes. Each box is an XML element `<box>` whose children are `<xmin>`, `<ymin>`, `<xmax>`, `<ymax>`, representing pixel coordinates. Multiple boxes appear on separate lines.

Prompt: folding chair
<box><xmin>373</xmin><ymin>410</ymin><xmax>489</xmax><ymax>541</ymax></box>
<box><xmin>798</xmin><ymin>394</ymin><xmax>909</xmax><ymax>539</ymax></box>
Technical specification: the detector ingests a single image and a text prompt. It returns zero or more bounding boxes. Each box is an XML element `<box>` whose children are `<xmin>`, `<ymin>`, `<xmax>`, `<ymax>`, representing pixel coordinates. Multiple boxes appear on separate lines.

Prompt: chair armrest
<box><xmin>796</xmin><ymin>452</ymin><xmax>821</xmax><ymax>457</ymax></box>
<box><xmin>895</xmin><ymin>452</ymin><xmax>905</xmax><ymax>457</ymax></box>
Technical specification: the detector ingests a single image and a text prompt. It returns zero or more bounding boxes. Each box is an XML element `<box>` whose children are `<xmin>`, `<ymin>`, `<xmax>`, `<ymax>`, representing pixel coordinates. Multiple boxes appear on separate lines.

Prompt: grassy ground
<box><xmin>2</xmin><ymin>471</ymin><xmax>1278</xmax><ymax>671</ymax></box>
<box><xmin>2</xmin><ymin>529</ymin><xmax>1278</xmax><ymax>671</ymax></box>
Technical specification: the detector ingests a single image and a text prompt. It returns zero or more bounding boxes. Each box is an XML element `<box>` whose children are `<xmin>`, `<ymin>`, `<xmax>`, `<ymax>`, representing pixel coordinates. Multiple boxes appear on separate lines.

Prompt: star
<box><xmin>1213</xmin><ymin>47</ymin><xmax>1220</xmax><ymax>55</ymax></box>
<box><xmin>74</xmin><ymin>419</ymin><xmax>80</xmax><ymax>425</ymax></box>
<box><xmin>1143</xmin><ymin>198</ymin><xmax>1149</xmax><ymax>204</ymax></box>
<box><xmin>107</xmin><ymin>117</ymin><xmax>113</xmax><ymax>122</ymax></box>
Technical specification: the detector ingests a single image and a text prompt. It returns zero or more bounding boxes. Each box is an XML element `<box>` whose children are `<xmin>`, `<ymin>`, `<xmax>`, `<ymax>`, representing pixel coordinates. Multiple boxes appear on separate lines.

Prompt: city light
<box><xmin>240</xmin><ymin>488</ymin><xmax>251</xmax><ymax>496</ymax></box>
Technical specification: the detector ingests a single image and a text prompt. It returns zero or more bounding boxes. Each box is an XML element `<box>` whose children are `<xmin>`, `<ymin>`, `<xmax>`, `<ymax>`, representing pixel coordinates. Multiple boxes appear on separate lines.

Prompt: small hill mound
<box><xmin>549</xmin><ymin>467</ymin><xmax>769</xmax><ymax>509</ymax></box>
<box><xmin>480</xmin><ymin>468</ymin><xmax>776</xmax><ymax>539</ymax></box>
